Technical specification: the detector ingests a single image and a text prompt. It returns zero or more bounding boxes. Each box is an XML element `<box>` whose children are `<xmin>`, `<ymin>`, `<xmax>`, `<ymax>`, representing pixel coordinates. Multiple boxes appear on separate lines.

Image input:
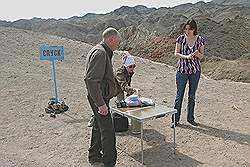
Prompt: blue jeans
<box><xmin>172</xmin><ymin>71</ymin><xmax>201</xmax><ymax>123</ymax></box>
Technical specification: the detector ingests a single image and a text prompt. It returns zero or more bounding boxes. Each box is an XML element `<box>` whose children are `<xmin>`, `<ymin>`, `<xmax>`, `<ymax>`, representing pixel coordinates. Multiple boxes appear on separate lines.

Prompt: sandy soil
<box><xmin>0</xmin><ymin>27</ymin><xmax>249</xmax><ymax>167</ymax></box>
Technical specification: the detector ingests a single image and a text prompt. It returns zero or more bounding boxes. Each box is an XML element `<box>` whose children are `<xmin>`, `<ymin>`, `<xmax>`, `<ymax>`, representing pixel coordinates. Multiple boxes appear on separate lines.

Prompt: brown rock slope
<box><xmin>0</xmin><ymin>27</ymin><xmax>249</xmax><ymax>167</ymax></box>
<box><xmin>125</xmin><ymin>16</ymin><xmax>250</xmax><ymax>83</ymax></box>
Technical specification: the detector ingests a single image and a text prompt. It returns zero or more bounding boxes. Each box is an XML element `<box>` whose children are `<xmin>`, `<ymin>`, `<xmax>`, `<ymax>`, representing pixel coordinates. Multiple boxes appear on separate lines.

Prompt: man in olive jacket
<box><xmin>84</xmin><ymin>27</ymin><xmax>121</xmax><ymax>167</ymax></box>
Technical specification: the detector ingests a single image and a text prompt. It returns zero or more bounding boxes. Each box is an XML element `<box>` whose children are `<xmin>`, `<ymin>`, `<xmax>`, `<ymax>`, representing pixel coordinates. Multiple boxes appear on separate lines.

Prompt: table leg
<box><xmin>173</xmin><ymin>113</ymin><xmax>176</xmax><ymax>154</ymax></box>
<box><xmin>141</xmin><ymin>122</ymin><xmax>143</xmax><ymax>166</ymax></box>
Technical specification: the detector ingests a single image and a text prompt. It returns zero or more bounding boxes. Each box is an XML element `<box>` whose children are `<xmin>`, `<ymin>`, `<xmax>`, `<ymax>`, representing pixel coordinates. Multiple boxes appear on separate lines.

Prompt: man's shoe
<box><xmin>187</xmin><ymin>120</ymin><xmax>198</xmax><ymax>126</ymax></box>
<box><xmin>88</xmin><ymin>116</ymin><xmax>94</xmax><ymax>127</ymax></box>
<box><xmin>90</xmin><ymin>162</ymin><xmax>104</xmax><ymax>167</ymax></box>
<box><xmin>171</xmin><ymin>122</ymin><xmax>179</xmax><ymax>128</ymax></box>
<box><xmin>131</xmin><ymin>130</ymin><xmax>141</xmax><ymax>135</ymax></box>
<box><xmin>89</xmin><ymin>157</ymin><xmax>103</xmax><ymax>166</ymax></box>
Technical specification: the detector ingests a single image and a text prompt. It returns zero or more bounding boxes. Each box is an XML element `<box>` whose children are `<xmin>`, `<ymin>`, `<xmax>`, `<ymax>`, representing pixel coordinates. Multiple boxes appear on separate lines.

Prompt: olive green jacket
<box><xmin>115</xmin><ymin>66</ymin><xmax>134</xmax><ymax>97</ymax></box>
<box><xmin>84</xmin><ymin>42</ymin><xmax>116</xmax><ymax>107</ymax></box>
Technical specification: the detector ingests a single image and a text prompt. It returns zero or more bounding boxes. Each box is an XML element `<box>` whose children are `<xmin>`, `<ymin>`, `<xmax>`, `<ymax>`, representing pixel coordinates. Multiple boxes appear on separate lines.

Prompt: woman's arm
<box><xmin>175</xmin><ymin>43</ymin><xmax>193</xmax><ymax>59</ymax></box>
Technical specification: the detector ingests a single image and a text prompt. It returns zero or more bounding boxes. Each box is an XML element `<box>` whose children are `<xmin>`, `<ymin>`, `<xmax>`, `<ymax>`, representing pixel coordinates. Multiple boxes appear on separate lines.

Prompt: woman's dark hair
<box><xmin>183</xmin><ymin>19</ymin><xmax>198</xmax><ymax>35</ymax></box>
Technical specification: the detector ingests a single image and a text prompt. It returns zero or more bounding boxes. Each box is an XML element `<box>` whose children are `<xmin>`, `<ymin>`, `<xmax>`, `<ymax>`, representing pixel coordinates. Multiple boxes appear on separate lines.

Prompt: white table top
<box><xmin>110</xmin><ymin>105</ymin><xmax>177</xmax><ymax>122</ymax></box>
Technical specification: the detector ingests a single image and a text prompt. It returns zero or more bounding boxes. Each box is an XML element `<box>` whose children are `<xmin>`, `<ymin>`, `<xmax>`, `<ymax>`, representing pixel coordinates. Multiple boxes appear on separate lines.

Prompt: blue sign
<box><xmin>40</xmin><ymin>45</ymin><xmax>64</xmax><ymax>60</ymax></box>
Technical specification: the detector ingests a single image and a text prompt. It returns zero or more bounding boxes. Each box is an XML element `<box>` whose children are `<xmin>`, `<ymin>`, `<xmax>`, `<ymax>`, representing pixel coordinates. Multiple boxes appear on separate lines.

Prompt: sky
<box><xmin>0</xmin><ymin>0</ymin><xmax>211</xmax><ymax>21</ymax></box>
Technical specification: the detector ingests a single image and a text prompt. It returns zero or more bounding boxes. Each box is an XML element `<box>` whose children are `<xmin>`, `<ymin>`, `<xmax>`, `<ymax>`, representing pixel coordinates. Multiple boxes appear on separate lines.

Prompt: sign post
<box><xmin>40</xmin><ymin>45</ymin><xmax>64</xmax><ymax>103</ymax></box>
<box><xmin>40</xmin><ymin>45</ymin><xmax>68</xmax><ymax>116</ymax></box>
<box><xmin>51</xmin><ymin>60</ymin><xmax>58</xmax><ymax>103</ymax></box>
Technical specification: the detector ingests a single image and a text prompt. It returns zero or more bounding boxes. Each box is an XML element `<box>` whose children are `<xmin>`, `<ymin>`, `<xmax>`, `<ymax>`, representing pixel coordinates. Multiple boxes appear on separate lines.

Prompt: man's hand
<box><xmin>98</xmin><ymin>104</ymin><xmax>108</xmax><ymax>116</ymax></box>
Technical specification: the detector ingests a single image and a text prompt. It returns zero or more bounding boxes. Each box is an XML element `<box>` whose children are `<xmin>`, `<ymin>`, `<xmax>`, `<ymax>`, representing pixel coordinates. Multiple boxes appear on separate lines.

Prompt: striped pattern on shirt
<box><xmin>176</xmin><ymin>34</ymin><xmax>205</xmax><ymax>74</ymax></box>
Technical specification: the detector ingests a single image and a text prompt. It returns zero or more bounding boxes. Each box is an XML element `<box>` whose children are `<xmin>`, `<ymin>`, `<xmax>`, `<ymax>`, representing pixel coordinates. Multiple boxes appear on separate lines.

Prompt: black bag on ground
<box><xmin>112</xmin><ymin>113</ymin><xmax>128</xmax><ymax>132</ymax></box>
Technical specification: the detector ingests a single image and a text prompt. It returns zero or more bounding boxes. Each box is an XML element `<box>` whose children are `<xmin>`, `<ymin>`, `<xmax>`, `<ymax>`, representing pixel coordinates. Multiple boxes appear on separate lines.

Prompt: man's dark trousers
<box><xmin>87</xmin><ymin>95</ymin><xmax>117</xmax><ymax>167</ymax></box>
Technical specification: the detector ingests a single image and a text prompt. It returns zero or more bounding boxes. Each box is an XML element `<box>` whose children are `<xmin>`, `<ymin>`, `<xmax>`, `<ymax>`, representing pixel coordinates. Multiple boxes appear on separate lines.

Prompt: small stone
<box><xmin>39</xmin><ymin>114</ymin><xmax>44</xmax><ymax>117</ymax></box>
<box><xmin>50</xmin><ymin>113</ymin><xmax>56</xmax><ymax>118</ymax></box>
<box><xmin>163</xmin><ymin>99</ymin><xmax>168</xmax><ymax>103</ymax></box>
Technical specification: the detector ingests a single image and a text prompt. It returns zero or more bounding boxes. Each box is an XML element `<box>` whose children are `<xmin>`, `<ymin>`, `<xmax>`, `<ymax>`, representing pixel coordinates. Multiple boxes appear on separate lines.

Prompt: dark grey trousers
<box><xmin>87</xmin><ymin>95</ymin><xmax>117</xmax><ymax>167</ymax></box>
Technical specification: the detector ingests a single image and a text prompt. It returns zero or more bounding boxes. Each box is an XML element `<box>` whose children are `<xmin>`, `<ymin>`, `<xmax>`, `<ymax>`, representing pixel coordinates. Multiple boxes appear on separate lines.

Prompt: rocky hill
<box><xmin>212</xmin><ymin>0</ymin><xmax>250</xmax><ymax>6</ymax></box>
<box><xmin>0</xmin><ymin>1</ymin><xmax>249</xmax><ymax>82</ymax></box>
<box><xmin>0</xmin><ymin>5</ymin><xmax>155</xmax><ymax>44</ymax></box>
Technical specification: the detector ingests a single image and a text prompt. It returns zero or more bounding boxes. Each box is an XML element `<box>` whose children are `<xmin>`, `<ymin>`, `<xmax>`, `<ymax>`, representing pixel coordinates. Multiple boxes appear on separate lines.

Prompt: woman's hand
<box><xmin>186</xmin><ymin>54</ymin><xmax>194</xmax><ymax>59</ymax></box>
<box><xmin>133</xmin><ymin>88</ymin><xmax>141</xmax><ymax>96</ymax></box>
<box><xmin>186</xmin><ymin>50</ymin><xmax>199</xmax><ymax>60</ymax></box>
<box><xmin>192</xmin><ymin>50</ymin><xmax>199</xmax><ymax>56</ymax></box>
<box><xmin>193</xmin><ymin>47</ymin><xmax>204</xmax><ymax>60</ymax></box>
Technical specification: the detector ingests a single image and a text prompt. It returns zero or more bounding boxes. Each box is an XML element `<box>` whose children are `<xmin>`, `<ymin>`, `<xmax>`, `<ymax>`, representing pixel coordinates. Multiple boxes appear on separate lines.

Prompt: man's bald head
<box><xmin>102</xmin><ymin>27</ymin><xmax>121</xmax><ymax>51</ymax></box>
